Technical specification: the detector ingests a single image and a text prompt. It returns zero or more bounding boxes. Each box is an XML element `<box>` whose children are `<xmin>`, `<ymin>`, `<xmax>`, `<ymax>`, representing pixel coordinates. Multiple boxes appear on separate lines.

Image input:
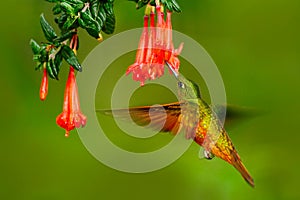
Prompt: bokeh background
<box><xmin>1</xmin><ymin>0</ymin><xmax>300</xmax><ymax>199</ymax></box>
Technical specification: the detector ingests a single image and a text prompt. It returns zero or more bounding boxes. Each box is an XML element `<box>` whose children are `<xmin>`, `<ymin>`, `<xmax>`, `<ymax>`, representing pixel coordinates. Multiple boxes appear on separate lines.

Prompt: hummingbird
<box><xmin>100</xmin><ymin>62</ymin><xmax>254</xmax><ymax>187</ymax></box>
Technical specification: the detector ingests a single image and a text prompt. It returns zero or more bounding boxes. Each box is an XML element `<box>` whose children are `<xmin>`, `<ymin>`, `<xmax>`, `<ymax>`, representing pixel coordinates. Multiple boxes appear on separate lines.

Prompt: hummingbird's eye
<box><xmin>178</xmin><ymin>82</ymin><xmax>185</xmax><ymax>89</ymax></box>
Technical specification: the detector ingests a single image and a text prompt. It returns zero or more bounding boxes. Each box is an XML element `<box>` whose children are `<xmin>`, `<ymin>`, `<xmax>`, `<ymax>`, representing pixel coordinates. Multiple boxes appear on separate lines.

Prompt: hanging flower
<box><xmin>56</xmin><ymin>67</ymin><xmax>87</xmax><ymax>137</ymax></box>
<box><xmin>126</xmin><ymin>4</ymin><xmax>183</xmax><ymax>86</ymax></box>
<box><xmin>126</xmin><ymin>15</ymin><xmax>150</xmax><ymax>86</ymax></box>
<box><xmin>56</xmin><ymin>34</ymin><xmax>86</xmax><ymax>137</ymax></box>
<box><xmin>39</xmin><ymin>67</ymin><xmax>48</xmax><ymax>101</ymax></box>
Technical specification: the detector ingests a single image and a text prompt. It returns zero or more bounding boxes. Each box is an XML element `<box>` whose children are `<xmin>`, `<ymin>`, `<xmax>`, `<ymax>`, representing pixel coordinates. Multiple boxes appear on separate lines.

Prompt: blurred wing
<box><xmin>98</xmin><ymin>102</ymin><xmax>182</xmax><ymax>135</ymax></box>
<box><xmin>212</xmin><ymin>104</ymin><xmax>263</xmax><ymax>127</ymax></box>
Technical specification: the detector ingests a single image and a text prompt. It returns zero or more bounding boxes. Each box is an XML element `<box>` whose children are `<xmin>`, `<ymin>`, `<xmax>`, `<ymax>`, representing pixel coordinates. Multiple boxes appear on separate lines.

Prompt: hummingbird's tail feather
<box><xmin>231</xmin><ymin>151</ymin><xmax>255</xmax><ymax>187</ymax></box>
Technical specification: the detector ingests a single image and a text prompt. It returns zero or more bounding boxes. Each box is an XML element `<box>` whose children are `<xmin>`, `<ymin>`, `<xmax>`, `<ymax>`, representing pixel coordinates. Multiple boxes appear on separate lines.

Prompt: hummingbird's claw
<box><xmin>204</xmin><ymin>150</ymin><xmax>215</xmax><ymax>160</ymax></box>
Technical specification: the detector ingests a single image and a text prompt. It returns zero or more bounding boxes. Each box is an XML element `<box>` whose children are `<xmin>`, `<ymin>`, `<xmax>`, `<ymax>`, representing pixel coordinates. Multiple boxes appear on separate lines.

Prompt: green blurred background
<box><xmin>1</xmin><ymin>0</ymin><xmax>300</xmax><ymax>199</ymax></box>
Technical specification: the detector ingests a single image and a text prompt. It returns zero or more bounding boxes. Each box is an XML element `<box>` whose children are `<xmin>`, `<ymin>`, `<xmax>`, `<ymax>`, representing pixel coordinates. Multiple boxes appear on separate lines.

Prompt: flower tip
<box><xmin>97</xmin><ymin>33</ymin><xmax>103</xmax><ymax>42</ymax></box>
<box><xmin>39</xmin><ymin>68</ymin><xmax>48</xmax><ymax>101</ymax></box>
<box><xmin>65</xmin><ymin>131</ymin><xmax>70</xmax><ymax>137</ymax></box>
<box><xmin>40</xmin><ymin>95</ymin><xmax>46</xmax><ymax>101</ymax></box>
<box><xmin>175</xmin><ymin>42</ymin><xmax>184</xmax><ymax>56</ymax></box>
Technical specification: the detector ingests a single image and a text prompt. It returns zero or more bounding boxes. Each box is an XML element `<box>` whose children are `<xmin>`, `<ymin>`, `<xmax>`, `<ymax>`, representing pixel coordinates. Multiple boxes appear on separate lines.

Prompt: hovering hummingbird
<box><xmin>100</xmin><ymin>62</ymin><xmax>254</xmax><ymax>187</ymax></box>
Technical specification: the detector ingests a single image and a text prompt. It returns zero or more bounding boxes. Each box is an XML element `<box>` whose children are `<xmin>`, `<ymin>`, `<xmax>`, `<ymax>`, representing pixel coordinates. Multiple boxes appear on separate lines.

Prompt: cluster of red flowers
<box><xmin>126</xmin><ymin>5</ymin><xmax>183</xmax><ymax>86</ymax></box>
<box><xmin>38</xmin><ymin>5</ymin><xmax>183</xmax><ymax>136</ymax></box>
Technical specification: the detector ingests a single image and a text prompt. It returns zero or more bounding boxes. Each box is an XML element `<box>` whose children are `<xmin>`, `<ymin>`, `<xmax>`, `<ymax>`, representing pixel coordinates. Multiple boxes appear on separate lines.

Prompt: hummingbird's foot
<box><xmin>204</xmin><ymin>150</ymin><xmax>215</xmax><ymax>160</ymax></box>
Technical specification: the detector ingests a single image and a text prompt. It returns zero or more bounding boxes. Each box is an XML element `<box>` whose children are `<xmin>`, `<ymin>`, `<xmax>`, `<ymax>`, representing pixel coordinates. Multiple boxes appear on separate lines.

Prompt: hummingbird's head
<box><xmin>166</xmin><ymin>62</ymin><xmax>201</xmax><ymax>99</ymax></box>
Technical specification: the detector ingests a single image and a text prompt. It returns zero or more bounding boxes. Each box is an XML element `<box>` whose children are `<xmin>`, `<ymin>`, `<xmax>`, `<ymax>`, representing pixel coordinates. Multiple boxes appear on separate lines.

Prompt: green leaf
<box><xmin>54</xmin><ymin>50</ymin><xmax>63</xmax><ymax>68</ymax></box>
<box><xmin>73</xmin><ymin>2</ymin><xmax>85</xmax><ymax>13</ymax></box>
<box><xmin>52</xmin><ymin>3</ymin><xmax>62</xmax><ymax>15</ymax></box>
<box><xmin>35</xmin><ymin>62</ymin><xmax>43</xmax><ymax>71</ymax></box>
<box><xmin>80</xmin><ymin>9</ymin><xmax>102</xmax><ymax>39</ymax></box>
<box><xmin>78</xmin><ymin>18</ymin><xmax>87</xmax><ymax>28</ymax></box>
<box><xmin>85</xmin><ymin>27</ymin><xmax>101</xmax><ymax>39</ymax></box>
<box><xmin>102</xmin><ymin>13</ymin><xmax>115</xmax><ymax>34</ymax></box>
<box><xmin>53</xmin><ymin>30</ymin><xmax>76</xmax><ymax>43</ymax></box>
<box><xmin>80</xmin><ymin>9</ymin><xmax>95</xmax><ymax>25</ymax></box>
<box><xmin>30</xmin><ymin>39</ymin><xmax>41</xmax><ymax>55</ymax></box>
<box><xmin>97</xmin><ymin>6</ymin><xmax>106</xmax><ymax>28</ymax></box>
<box><xmin>90</xmin><ymin>0</ymin><xmax>100</xmax><ymax>19</ymax></box>
<box><xmin>46</xmin><ymin>61</ymin><xmax>57</xmax><ymax>79</ymax></box>
<box><xmin>55</xmin><ymin>13</ymin><xmax>68</xmax><ymax>29</ymax></box>
<box><xmin>170</xmin><ymin>0</ymin><xmax>181</xmax><ymax>13</ymax></box>
<box><xmin>62</xmin><ymin>16</ymin><xmax>78</xmax><ymax>30</ymax></box>
<box><xmin>60</xmin><ymin>2</ymin><xmax>75</xmax><ymax>15</ymax></box>
<box><xmin>40</xmin><ymin>46</ymin><xmax>49</xmax><ymax>62</ymax></box>
<box><xmin>40</xmin><ymin>14</ymin><xmax>57</xmax><ymax>42</ymax></box>
<box><xmin>103</xmin><ymin>2</ymin><xmax>114</xmax><ymax>15</ymax></box>
<box><xmin>51</xmin><ymin>58</ymin><xmax>60</xmax><ymax>79</ymax></box>
<box><xmin>61</xmin><ymin>45</ymin><xmax>82</xmax><ymax>71</ymax></box>
<box><xmin>65</xmin><ymin>0</ymin><xmax>84</xmax><ymax>5</ymax></box>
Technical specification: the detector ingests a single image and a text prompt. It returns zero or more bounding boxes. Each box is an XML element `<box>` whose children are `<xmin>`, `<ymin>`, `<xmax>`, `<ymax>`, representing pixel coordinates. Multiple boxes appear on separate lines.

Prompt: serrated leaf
<box><xmin>61</xmin><ymin>45</ymin><xmax>82</xmax><ymax>71</ymax></box>
<box><xmin>40</xmin><ymin>14</ymin><xmax>57</xmax><ymax>42</ymax></box>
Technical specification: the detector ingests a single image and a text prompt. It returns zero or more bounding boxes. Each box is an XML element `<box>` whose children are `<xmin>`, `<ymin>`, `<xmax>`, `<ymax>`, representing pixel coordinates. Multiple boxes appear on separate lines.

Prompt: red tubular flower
<box><xmin>149</xmin><ymin>7</ymin><xmax>165</xmax><ymax>80</ymax></box>
<box><xmin>55</xmin><ymin>34</ymin><xmax>86</xmax><ymax>137</ymax></box>
<box><xmin>127</xmin><ymin>5</ymin><xmax>183</xmax><ymax>85</ymax></box>
<box><xmin>164</xmin><ymin>11</ymin><xmax>183</xmax><ymax>74</ymax></box>
<box><xmin>56</xmin><ymin>67</ymin><xmax>87</xmax><ymax>137</ymax></box>
<box><xmin>126</xmin><ymin>15</ymin><xmax>149</xmax><ymax>86</ymax></box>
<box><xmin>39</xmin><ymin>67</ymin><xmax>48</xmax><ymax>101</ymax></box>
<box><xmin>164</xmin><ymin>11</ymin><xmax>173</xmax><ymax>60</ymax></box>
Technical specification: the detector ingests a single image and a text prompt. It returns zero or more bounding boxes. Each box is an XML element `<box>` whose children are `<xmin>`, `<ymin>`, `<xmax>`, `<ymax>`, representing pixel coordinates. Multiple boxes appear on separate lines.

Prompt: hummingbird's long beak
<box><xmin>165</xmin><ymin>62</ymin><xmax>179</xmax><ymax>78</ymax></box>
